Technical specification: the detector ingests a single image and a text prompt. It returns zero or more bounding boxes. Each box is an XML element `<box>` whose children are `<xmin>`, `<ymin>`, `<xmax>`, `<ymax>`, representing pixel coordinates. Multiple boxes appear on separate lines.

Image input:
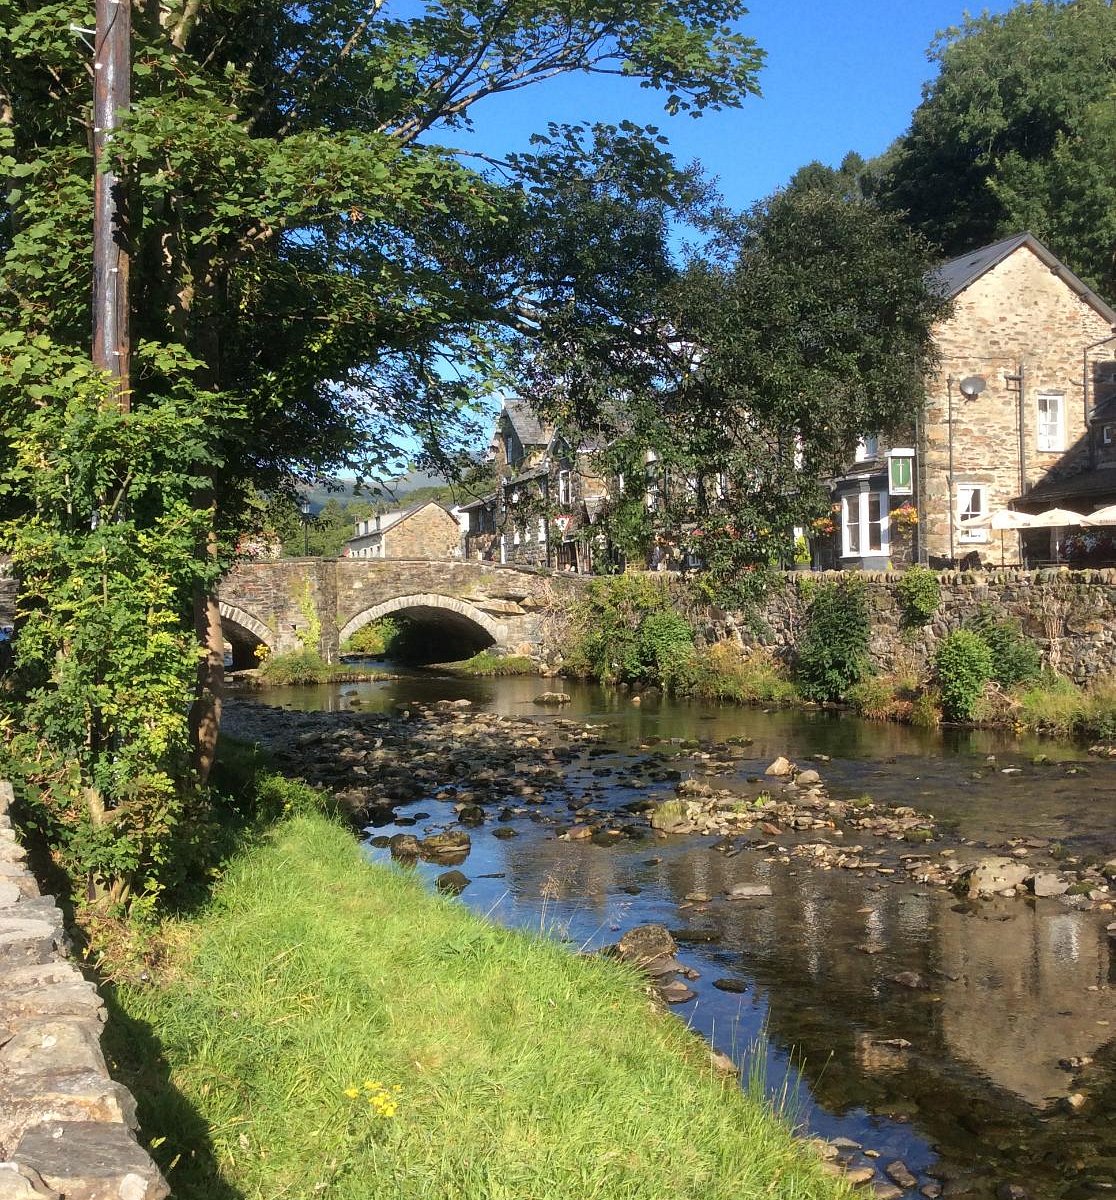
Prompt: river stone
<box><xmin>388</xmin><ymin>833</ymin><xmax>421</xmax><ymax>859</ymax></box>
<box><xmin>890</xmin><ymin>971</ymin><xmax>927</xmax><ymax>990</ymax></box>
<box><xmin>996</xmin><ymin>1185</ymin><xmax>1031</xmax><ymax>1200</ymax></box>
<box><xmin>887</xmin><ymin>1161</ymin><xmax>918</xmax><ymax>1188</ymax></box>
<box><xmin>434</xmin><ymin>870</ymin><xmax>470</xmax><ymax>896</ymax></box>
<box><xmin>617</xmin><ymin>924</ymin><xmax>676</xmax><ymax>968</ymax></box>
<box><xmin>533</xmin><ymin>692</ymin><xmax>571</xmax><ymax>705</ymax></box>
<box><xmin>962</xmin><ymin>857</ymin><xmax>1031</xmax><ymax>899</ymax></box>
<box><xmin>418</xmin><ymin>831</ymin><xmax>471</xmax><ymax>862</ymax></box>
<box><xmin>873</xmin><ymin>1187</ymin><xmax>904</xmax><ymax>1200</ymax></box>
<box><xmin>765</xmin><ymin>756</ymin><xmax>794</xmax><ymax>777</ymax></box>
<box><xmin>1028</xmin><ymin>872</ymin><xmax>1069</xmax><ymax>898</ymax></box>
<box><xmin>725</xmin><ymin>883</ymin><xmax>772</xmax><ymax>900</ymax></box>
<box><xmin>712</xmin><ymin>978</ymin><xmax>749</xmax><ymax>993</ymax></box>
<box><xmin>566</xmin><ymin>824</ymin><xmax>593</xmax><ymax>840</ymax></box>
<box><xmin>796</xmin><ymin>768</ymin><xmax>821</xmax><ymax>785</ymax></box>
<box><xmin>657</xmin><ymin>979</ymin><xmax>696</xmax><ymax>1004</ymax></box>
<box><xmin>842</xmin><ymin>1167</ymin><xmax>876</xmax><ymax>1184</ymax></box>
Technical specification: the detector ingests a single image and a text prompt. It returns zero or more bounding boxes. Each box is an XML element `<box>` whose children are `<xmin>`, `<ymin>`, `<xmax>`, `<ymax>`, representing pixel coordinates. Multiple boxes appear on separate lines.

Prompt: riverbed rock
<box><xmin>725</xmin><ymin>883</ymin><xmax>773</xmax><ymax>900</ymax></box>
<box><xmin>388</xmin><ymin>833</ymin><xmax>421</xmax><ymax>859</ymax></box>
<box><xmin>1028</xmin><ymin>872</ymin><xmax>1069</xmax><ymax>898</ymax></box>
<box><xmin>765</xmin><ymin>756</ymin><xmax>794</xmax><ymax>777</ymax></box>
<box><xmin>616</xmin><ymin>924</ymin><xmax>677</xmax><ymax>970</ymax></box>
<box><xmin>962</xmin><ymin>857</ymin><xmax>1031</xmax><ymax>899</ymax></box>
<box><xmin>656</xmin><ymin>980</ymin><xmax>696</xmax><ymax>1004</ymax></box>
<box><xmin>796</xmin><ymin>768</ymin><xmax>822</xmax><ymax>785</ymax></box>
<box><xmin>886</xmin><ymin>1161</ymin><xmax>918</xmax><ymax>1188</ymax></box>
<box><xmin>418</xmin><ymin>830</ymin><xmax>471</xmax><ymax>863</ymax></box>
<box><xmin>533</xmin><ymin>692</ymin><xmax>571</xmax><ymax>705</ymax></box>
<box><xmin>434</xmin><ymin>870</ymin><xmax>470</xmax><ymax>895</ymax></box>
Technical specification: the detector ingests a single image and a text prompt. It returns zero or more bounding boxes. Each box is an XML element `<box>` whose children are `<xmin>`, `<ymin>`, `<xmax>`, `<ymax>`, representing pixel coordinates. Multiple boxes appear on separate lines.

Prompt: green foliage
<box><xmin>672</xmin><ymin>642</ymin><xmax>797</xmax><ymax>705</ymax></box>
<box><xmin>448</xmin><ymin>652</ymin><xmax>538</xmax><ymax>676</ymax></box>
<box><xmin>965</xmin><ymin>606</ymin><xmax>1042</xmax><ymax>687</ymax></box>
<box><xmin>0</xmin><ymin>359</ymin><xmax>217</xmax><ymax>906</ymax></box>
<box><xmin>896</xmin><ymin>566</ymin><xmax>941</xmax><ymax>628</ymax></box>
<box><xmin>566</xmin><ymin>575</ymin><xmax>693</xmax><ymax>685</ymax></box>
<box><xmin>880</xmin><ymin>0</ymin><xmax>1116</xmax><ymax>297</ymax></box>
<box><xmin>341</xmin><ymin>619</ymin><xmax>400</xmax><ymax>657</ymax></box>
<box><xmin>257</xmin><ymin>650</ymin><xmax>333</xmax><ymax>685</ymax></box>
<box><xmin>795</xmin><ymin>578</ymin><xmax>871</xmax><ymax>702</ymax></box>
<box><xmin>934</xmin><ymin>629</ymin><xmax>994</xmax><ymax>722</ymax></box>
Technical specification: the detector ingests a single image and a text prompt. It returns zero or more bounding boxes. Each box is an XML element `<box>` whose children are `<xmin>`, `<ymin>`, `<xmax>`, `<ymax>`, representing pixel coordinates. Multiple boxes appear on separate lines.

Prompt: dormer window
<box><xmin>854</xmin><ymin>436</ymin><xmax>879</xmax><ymax>463</ymax></box>
<box><xmin>558</xmin><ymin>469</ymin><xmax>572</xmax><ymax>506</ymax></box>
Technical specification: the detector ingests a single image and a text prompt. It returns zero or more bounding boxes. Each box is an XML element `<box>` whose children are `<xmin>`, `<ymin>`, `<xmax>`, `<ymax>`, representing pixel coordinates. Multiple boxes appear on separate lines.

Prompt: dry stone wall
<box><xmin>0</xmin><ymin>782</ymin><xmax>168</xmax><ymax>1200</ymax></box>
<box><xmin>710</xmin><ymin>569</ymin><xmax>1116</xmax><ymax>684</ymax></box>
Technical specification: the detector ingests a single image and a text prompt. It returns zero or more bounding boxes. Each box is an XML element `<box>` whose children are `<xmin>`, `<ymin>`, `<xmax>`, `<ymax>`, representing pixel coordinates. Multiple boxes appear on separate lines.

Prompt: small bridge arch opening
<box><xmin>220</xmin><ymin>603</ymin><xmax>272</xmax><ymax>670</ymax></box>
<box><xmin>339</xmin><ymin>593</ymin><xmax>500</xmax><ymax>663</ymax></box>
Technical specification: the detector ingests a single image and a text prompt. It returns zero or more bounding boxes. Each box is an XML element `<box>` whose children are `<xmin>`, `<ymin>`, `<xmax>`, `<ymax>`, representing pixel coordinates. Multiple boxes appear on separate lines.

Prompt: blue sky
<box><xmin>447</xmin><ymin>0</ymin><xmax>1019</xmax><ymax>212</ymax></box>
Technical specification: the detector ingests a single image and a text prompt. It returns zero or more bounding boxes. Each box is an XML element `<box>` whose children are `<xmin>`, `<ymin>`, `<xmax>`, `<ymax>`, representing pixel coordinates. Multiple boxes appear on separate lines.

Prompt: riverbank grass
<box><xmin>443</xmin><ymin>649</ymin><xmax>539</xmax><ymax>675</ymax></box>
<box><xmin>105</xmin><ymin>812</ymin><xmax>845</xmax><ymax>1200</ymax></box>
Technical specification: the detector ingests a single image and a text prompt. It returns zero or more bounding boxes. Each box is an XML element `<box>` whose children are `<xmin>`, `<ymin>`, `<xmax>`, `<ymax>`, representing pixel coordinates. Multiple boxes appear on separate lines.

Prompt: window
<box><xmin>842</xmin><ymin>490</ymin><xmax>889</xmax><ymax>558</ymax></box>
<box><xmin>957</xmin><ymin>485</ymin><xmax>988</xmax><ymax>542</ymax></box>
<box><xmin>537</xmin><ymin>517</ymin><xmax>547</xmax><ymax>542</ymax></box>
<box><xmin>854</xmin><ymin>436</ymin><xmax>879</xmax><ymax>463</ymax></box>
<box><xmin>557</xmin><ymin>469</ymin><xmax>572</xmax><ymax>505</ymax></box>
<box><xmin>1037</xmin><ymin>392</ymin><xmax>1065</xmax><ymax>452</ymax></box>
<box><xmin>888</xmin><ymin>449</ymin><xmax>914</xmax><ymax>496</ymax></box>
<box><xmin>1103</xmin><ymin>424</ymin><xmax>1114</xmax><ymax>447</ymax></box>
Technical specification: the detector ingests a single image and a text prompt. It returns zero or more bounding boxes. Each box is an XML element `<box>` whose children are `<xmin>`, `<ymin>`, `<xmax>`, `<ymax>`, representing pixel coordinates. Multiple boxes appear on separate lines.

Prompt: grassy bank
<box><xmin>103</xmin><ymin>809</ymin><xmax>845</xmax><ymax>1200</ymax></box>
<box><xmin>253</xmin><ymin>648</ymin><xmax>391</xmax><ymax>685</ymax></box>
<box><xmin>441</xmin><ymin>649</ymin><xmax>540</xmax><ymax>675</ymax></box>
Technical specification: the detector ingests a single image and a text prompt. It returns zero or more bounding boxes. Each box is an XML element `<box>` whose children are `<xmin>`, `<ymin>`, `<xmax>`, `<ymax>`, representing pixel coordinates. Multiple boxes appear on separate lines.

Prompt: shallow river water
<box><xmin>242</xmin><ymin>669</ymin><xmax>1116</xmax><ymax>1199</ymax></box>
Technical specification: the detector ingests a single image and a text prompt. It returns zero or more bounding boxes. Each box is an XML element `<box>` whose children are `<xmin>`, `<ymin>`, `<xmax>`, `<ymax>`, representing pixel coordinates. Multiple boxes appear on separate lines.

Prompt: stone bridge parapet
<box><xmin>220</xmin><ymin>558</ymin><xmax>584</xmax><ymax>664</ymax></box>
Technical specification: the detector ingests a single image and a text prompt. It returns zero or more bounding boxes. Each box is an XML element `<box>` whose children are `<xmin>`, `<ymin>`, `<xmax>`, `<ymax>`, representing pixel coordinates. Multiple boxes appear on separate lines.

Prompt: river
<box><xmin>235</xmin><ymin>668</ymin><xmax>1116</xmax><ymax>1199</ymax></box>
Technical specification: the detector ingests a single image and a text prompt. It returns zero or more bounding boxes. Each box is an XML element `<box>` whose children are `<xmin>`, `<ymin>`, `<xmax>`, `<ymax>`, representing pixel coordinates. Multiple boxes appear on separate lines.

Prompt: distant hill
<box><xmin>302</xmin><ymin>470</ymin><xmax>449</xmax><ymax>515</ymax></box>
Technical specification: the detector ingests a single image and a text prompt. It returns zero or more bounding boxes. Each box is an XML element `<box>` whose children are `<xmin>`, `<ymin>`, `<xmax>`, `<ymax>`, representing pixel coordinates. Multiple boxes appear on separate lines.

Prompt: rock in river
<box><xmin>435</xmin><ymin>870</ymin><xmax>471</xmax><ymax>895</ymax></box>
<box><xmin>725</xmin><ymin>883</ymin><xmax>773</xmax><ymax>900</ymax></box>
<box><xmin>962</xmin><ymin>857</ymin><xmax>1031</xmax><ymax>899</ymax></box>
<box><xmin>617</xmin><ymin>924</ymin><xmax>677</xmax><ymax>970</ymax></box>
<box><xmin>418</xmin><ymin>830</ymin><xmax>472</xmax><ymax>863</ymax></box>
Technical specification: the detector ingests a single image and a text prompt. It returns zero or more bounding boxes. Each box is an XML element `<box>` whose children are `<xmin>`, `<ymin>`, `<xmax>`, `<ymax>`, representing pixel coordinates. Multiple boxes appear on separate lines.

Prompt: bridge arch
<box><xmin>219</xmin><ymin>602</ymin><xmax>273</xmax><ymax>669</ymax></box>
<box><xmin>339</xmin><ymin>592</ymin><xmax>502</xmax><ymax>654</ymax></box>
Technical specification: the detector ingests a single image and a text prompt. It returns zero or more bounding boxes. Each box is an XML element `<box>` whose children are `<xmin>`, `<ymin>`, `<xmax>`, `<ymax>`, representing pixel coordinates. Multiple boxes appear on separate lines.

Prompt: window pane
<box><xmin>867</xmin><ymin>492</ymin><xmax>883</xmax><ymax>552</ymax></box>
<box><xmin>843</xmin><ymin>496</ymin><xmax>860</xmax><ymax>554</ymax></box>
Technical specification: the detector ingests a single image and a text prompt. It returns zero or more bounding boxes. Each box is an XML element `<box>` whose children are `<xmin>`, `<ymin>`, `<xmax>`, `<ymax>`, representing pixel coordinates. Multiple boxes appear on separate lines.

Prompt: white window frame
<box><xmin>888</xmin><ymin>448</ymin><xmax>914</xmax><ymax>496</ymax></box>
<box><xmin>557</xmin><ymin>469</ymin><xmax>572</xmax><ymax>506</ymax></box>
<box><xmin>854</xmin><ymin>436</ymin><xmax>880</xmax><ymax>463</ymax></box>
<box><xmin>957</xmin><ymin>484</ymin><xmax>989</xmax><ymax>543</ymax></box>
<box><xmin>537</xmin><ymin>517</ymin><xmax>547</xmax><ymax>542</ymax></box>
<box><xmin>1103</xmin><ymin>424</ymin><xmax>1114</xmax><ymax>447</ymax></box>
<box><xmin>1036</xmin><ymin>391</ymin><xmax>1065</xmax><ymax>453</ymax></box>
<box><xmin>841</xmin><ymin>489</ymin><xmax>889</xmax><ymax>558</ymax></box>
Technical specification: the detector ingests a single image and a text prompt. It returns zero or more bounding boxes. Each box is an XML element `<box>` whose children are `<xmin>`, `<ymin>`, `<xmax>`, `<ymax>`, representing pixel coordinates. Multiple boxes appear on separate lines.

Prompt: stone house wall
<box><xmin>383</xmin><ymin>505</ymin><xmax>460</xmax><ymax>559</ymax></box>
<box><xmin>920</xmin><ymin>245</ymin><xmax>1114</xmax><ymax>563</ymax></box>
<box><xmin>705</xmin><ymin>569</ymin><xmax>1116</xmax><ymax>685</ymax></box>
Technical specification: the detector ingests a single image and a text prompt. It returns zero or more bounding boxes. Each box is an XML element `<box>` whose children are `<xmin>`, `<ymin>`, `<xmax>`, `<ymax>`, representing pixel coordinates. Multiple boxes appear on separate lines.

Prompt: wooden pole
<box><xmin>93</xmin><ymin>0</ymin><xmax>130</xmax><ymax>410</ymax></box>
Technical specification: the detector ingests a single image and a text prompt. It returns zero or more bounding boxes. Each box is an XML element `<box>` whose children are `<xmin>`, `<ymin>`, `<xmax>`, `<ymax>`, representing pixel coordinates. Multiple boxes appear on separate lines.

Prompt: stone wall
<box><xmin>383</xmin><ymin>506</ymin><xmax>460</xmax><ymax>559</ymax></box>
<box><xmin>710</xmin><ymin>569</ymin><xmax>1116</xmax><ymax>684</ymax></box>
<box><xmin>0</xmin><ymin>781</ymin><xmax>168</xmax><ymax>1200</ymax></box>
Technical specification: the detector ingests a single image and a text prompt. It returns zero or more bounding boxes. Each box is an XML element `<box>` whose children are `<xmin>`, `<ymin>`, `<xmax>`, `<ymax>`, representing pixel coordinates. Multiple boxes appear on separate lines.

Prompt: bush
<box><xmin>846</xmin><ymin>676</ymin><xmax>896</xmax><ymax>720</ymax></box>
<box><xmin>340</xmin><ymin>618</ymin><xmax>399</xmax><ymax>657</ymax></box>
<box><xmin>795</xmin><ymin>578</ymin><xmax>871</xmax><ymax>702</ymax></box>
<box><xmin>257</xmin><ymin>648</ymin><xmax>332</xmax><ymax>685</ymax></box>
<box><xmin>635</xmin><ymin>608</ymin><xmax>695</xmax><ymax>685</ymax></box>
<box><xmin>449</xmin><ymin>652</ymin><xmax>538</xmax><ymax>676</ymax></box>
<box><xmin>934</xmin><ymin>629</ymin><xmax>993</xmax><ymax>721</ymax></box>
<box><xmin>674</xmin><ymin>642</ymin><xmax>797</xmax><ymax>705</ymax></box>
<box><xmin>895</xmin><ymin>566</ymin><xmax>940</xmax><ymax>628</ymax></box>
<box><xmin>965</xmin><ymin>607</ymin><xmax>1042</xmax><ymax>686</ymax></box>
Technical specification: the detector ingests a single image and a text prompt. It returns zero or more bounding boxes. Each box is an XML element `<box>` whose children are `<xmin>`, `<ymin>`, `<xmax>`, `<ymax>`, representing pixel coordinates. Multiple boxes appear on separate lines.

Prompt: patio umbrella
<box><xmin>1083</xmin><ymin>504</ymin><xmax>1116</xmax><ymax>526</ymax></box>
<box><xmin>1023</xmin><ymin>507</ymin><xmax>1088</xmax><ymax>564</ymax></box>
<box><xmin>958</xmin><ymin>507</ymin><xmax>1032</xmax><ymax>565</ymax></box>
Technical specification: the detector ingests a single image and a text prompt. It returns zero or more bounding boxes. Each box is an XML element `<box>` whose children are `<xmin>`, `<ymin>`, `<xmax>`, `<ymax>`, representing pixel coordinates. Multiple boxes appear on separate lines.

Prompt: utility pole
<box><xmin>92</xmin><ymin>0</ymin><xmax>131</xmax><ymax>411</ymax></box>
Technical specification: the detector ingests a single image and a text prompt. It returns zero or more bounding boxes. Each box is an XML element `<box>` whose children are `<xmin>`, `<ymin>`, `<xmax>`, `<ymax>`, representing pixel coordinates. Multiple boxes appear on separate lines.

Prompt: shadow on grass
<box><xmin>100</xmin><ymin>985</ymin><xmax>245</xmax><ymax>1200</ymax></box>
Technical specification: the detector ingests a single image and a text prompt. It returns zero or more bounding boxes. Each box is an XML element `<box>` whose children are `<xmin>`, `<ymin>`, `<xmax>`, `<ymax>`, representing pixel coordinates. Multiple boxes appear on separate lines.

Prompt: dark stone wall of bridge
<box><xmin>220</xmin><ymin>558</ymin><xmax>581</xmax><ymax>662</ymax></box>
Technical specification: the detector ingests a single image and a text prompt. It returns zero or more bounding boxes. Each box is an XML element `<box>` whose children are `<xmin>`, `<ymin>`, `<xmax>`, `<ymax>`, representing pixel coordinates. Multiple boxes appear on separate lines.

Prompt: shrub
<box><xmin>795</xmin><ymin>577</ymin><xmax>871</xmax><ymax>702</ymax></box>
<box><xmin>674</xmin><ymin>642</ymin><xmax>797</xmax><ymax>704</ymax></box>
<box><xmin>450</xmin><ymin>651</ymin><xmax>538</xmax><ymax>676</ymax></box>
<box><xmin>846</xmin><ymin>676</ymin><xmax>896</xmax><ymax>720</ymax></box>
<box><xmin>340</xmin><ymin>618</ymin><xmax>399</xmax><ymax>657</ymax></box>
<box><xmin>965</xmin><ymin>606</ymin><xmax>1042</xmax><ymax>686</ymax></box>
<box><xmin>934</xmin><ymin>629</ymin><xmax>993</xmax><ymax>722</ymax></box>
<box><xmin>910</xmin><ymin>692</ymin><xmax>941</xmax><ymax>729</ymax></box>
<box><xmin>895</xmin><ymin>566</ymin><xmax>941</xmax><ymax>628</ymax></box>
<box><xmin>257</xmin><ymin>648</ymin><xmax>331</xmax><ymax>685</ymax></box>
<box><xmin>635</xmin><ymin>608</ymin><xmax>695</xmax><ymax>685</ymax></box>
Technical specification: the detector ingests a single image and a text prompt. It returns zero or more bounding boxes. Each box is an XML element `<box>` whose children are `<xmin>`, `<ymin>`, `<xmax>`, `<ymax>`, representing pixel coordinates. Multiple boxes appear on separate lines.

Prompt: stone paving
<box><xmin>0</xmin><ymin>781</ymin><xmax>168</xmax><ymax>1200</ymax></box>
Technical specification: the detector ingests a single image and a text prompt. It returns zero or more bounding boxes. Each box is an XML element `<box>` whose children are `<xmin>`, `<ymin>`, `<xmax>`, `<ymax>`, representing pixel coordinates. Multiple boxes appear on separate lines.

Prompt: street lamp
<box><xmin>300</xmin><ymin>498</ymin><xmax>312</xmax><ymax>556</ymax></box>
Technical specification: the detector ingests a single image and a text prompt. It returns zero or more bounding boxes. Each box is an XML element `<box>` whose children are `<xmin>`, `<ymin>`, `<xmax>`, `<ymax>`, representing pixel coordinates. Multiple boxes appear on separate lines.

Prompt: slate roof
<box><xmin>929</xmin><ymin>232</ymin><xmax>1116</xmax><ymax>325</ymax></box>
<box><xmin>1017</xmin><ymin>468</ymin><xmax>1116</xmax><ymax>508</ymax></box>
<box><xmin>502</xmin><ymin>398</ymin><xmax>552</xmax><ymax>447</ymax></box>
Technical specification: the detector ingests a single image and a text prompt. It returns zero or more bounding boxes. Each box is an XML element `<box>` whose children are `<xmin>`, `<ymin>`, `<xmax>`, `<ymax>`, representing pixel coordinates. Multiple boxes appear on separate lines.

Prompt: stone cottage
<box><xmin>462</xmin><ymin>399</ymin><xmax>610</xmax><ymax>571</ymax></box>
<box><xmin>829</xmin><ymin>233</ymin><xmax>1116</xmax><ymax>569</ymax></box>
<box><xmin>344</xmin><ymin>500</ymin><xmax>461</xmax><ymax>560</ymax></box>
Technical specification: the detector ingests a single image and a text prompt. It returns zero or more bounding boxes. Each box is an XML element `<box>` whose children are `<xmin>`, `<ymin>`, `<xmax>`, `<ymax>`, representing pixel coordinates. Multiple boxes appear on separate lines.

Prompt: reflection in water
<box><xmin>249</xmin><ymin>671</ymin><xmax>1116</xmax><ymax>1197</ymax></box>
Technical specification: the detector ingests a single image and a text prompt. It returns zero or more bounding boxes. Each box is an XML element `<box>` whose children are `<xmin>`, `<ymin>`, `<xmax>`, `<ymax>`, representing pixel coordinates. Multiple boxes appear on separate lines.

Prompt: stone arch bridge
<box><xmin>219</xmin><ymin>558</ymin><xmax>583</xmax><ymax>667</ymax></box>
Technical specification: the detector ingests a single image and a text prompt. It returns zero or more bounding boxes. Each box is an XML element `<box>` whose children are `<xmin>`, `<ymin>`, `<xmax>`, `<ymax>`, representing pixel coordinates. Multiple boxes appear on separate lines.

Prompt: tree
<box><xmin>879</xmin><ymin>0</ymin><xmax>1116</xmax><ymax>296</ymax></box>
<box><xmin>0</xmin><ymin>0</ymin><xmax>764</xmax><ymax>901</ymax></box>
<box><xmin>573</xmin><ymin>188</ymin><xmax>949</xmax><ymax>603</ymax></box>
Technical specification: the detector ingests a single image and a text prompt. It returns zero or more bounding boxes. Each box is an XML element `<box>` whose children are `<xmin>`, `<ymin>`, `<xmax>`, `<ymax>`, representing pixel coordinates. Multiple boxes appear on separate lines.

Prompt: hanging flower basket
<box><xmin>893</xmin><ymin>502</ymin><xmax>919</xmax><ymax>530</ymax></box>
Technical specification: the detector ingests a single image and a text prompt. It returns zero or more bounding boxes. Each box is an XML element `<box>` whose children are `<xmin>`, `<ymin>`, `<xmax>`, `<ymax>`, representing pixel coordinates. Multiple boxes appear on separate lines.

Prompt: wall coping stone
<box><xmin>0</xmin><ymin>781</ymin><xmax>168</xmax><ymax>1200</ymax></box>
